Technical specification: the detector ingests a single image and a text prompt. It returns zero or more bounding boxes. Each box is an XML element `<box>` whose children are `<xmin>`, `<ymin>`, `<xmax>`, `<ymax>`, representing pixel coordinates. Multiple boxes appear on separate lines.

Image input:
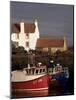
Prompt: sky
<box><xmin>10</xmin><ymin>1</ymin><xmax>74</xmax><ymax>46</ymax></box>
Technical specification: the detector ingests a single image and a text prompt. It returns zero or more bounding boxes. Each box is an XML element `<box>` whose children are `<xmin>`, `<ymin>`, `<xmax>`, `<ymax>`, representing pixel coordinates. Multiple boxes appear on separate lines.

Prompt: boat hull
<box><xmin>11</xmin><ymin>74</ymin><xmax>49</xmax><ymax>97</ymax></box>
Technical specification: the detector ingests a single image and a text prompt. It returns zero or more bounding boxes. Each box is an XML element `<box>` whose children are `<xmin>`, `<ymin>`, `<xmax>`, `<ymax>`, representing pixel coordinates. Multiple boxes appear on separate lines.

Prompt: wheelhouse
<box><xmin>23</xmin><ymin>66</ymin><xmax>47</xmax><ymax>75</ymax></box>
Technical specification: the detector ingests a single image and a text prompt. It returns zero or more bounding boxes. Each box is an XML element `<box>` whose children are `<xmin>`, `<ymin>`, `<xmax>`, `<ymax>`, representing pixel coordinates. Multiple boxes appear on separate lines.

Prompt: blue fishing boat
<box><xmin>48</xmin><ymin>61</ymin><xmax>69</xmax><ymax>88</ymax></box>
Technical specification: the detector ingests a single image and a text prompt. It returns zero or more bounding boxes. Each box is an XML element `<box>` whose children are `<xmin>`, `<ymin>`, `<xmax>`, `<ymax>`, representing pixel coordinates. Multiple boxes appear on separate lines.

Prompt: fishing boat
<box><xmin>48</xmin><ymin>61</ymin><xmax>69</xmax><ymax>88</ymax></box>
<box><xmin>11</xmin><ymin>63</ymin><xmax>49</xmax><ymax>97</ymax></box>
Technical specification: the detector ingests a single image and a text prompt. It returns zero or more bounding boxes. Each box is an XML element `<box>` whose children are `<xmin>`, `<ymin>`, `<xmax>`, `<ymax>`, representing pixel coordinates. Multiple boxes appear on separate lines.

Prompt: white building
<box><xmin>11</xmin><ymin>19</ymin><xmax>39</xmax><ymax>51</ymax></box>
<box><xmin>11</xmin><ymin>19</ymin><xmax>67</xmax><ymax>53</ymax></box>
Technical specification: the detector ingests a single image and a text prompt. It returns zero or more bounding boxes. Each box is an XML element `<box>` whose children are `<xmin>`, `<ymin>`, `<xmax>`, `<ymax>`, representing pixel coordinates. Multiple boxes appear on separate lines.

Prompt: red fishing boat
<box><xmin>11</xmin><ymin>63</ymin><xmax>49</xmax><ymax>97</ymax></box>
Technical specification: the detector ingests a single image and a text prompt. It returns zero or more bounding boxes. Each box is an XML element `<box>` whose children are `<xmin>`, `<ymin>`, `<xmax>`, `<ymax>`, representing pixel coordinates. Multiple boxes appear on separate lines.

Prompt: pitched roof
<box><xmin>36</xmin><ymin>38</ymin><xmax>64</xmax><ymax>48</ymax></box>
<box><xmin>24</xmin><ymin>23</ymin><xmax>35</xmax><ymax>33</ymax></box>
<box><xmin>11</xmin><ymin>23</ymin><xmax>35</xmax><ymax>33</ymax></box>
<box><xmin>11</xmin><ymin>23</ymin><xmax>20</xmax><ymax>33</ymax></box>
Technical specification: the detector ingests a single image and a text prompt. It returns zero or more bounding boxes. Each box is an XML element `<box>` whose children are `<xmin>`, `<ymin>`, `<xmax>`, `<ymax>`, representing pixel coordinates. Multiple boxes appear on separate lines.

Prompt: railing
<box><xmin>48</xmin><ymin>67</ymin><xmax>69</xmax><ymax>76</ymax></box>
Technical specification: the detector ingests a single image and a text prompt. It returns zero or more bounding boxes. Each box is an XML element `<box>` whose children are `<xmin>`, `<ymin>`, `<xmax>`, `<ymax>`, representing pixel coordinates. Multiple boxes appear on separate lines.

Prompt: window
<box><xmin>40</xmin><ymin>69</ymin><xmax>42</xmax><ymax>73</ymax></box>
<box><xmin>26</xmin><ymin>33</ymin><xmax>29</xmax><ymax>39</ymax></box>
<box><xmin>43</xmin><ymin>69</ymin><xmax>45</xmax><ymax>72</ymax></box>
<box><xmin>36</xmin><ymin>70</ymin><xmax>38</xmax><ymax>74</ymax></box>
<box><xmin>26</xmin><ymin>42</ymin><xmax>29</xmax><ymax>47</ymax></box>
<box><xmin>17</xmin><ymin>34</ymin><xmax>19</xmax><ymax>39</ymax></box>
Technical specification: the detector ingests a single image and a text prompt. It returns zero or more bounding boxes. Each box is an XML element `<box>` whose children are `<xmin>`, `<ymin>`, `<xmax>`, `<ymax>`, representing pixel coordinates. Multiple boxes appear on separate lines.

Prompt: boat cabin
<box><xmin>23</xmin><ymin>66</ymin><xmax>47</xmax><ymax>75</ymax></box>
<box><xmin>48</xmin><ymin>63</ymin><xmax>69</xmax><ymax>75</ymax></box>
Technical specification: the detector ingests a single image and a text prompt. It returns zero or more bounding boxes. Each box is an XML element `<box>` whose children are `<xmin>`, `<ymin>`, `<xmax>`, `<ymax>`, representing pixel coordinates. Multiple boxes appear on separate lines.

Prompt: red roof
<box><xmin>11</xmin><ymin>23</ymin><xmax>35</xmax><ymax>33</ymax></box>
<box><xmin>36</xmin><ymin>38</ymin><xmax>64</xmax><ymax>47</ymax></box>
<box><xmin>24</xmin><ymin>23</ymin><xmax>35</xmax><ymax>33</ymax></box>
<box><xmin>11</xmin><ymin>24</ymin><xmax>20</xmax><ymax>33</ymax></box>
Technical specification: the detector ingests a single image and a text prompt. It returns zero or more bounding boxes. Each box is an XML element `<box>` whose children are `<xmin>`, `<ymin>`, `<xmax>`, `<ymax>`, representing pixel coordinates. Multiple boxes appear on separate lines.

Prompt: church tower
<box><xmin>63</xmin><ymin>37</ymin><xmax>67</xmax><ymax>51</ymax></box>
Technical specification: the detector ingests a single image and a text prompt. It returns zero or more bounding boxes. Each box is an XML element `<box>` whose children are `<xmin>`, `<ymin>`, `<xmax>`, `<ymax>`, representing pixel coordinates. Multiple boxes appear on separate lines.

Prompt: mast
<box><xmin>27</xmin><ymin>51</ymin><xmax>35</xmax><ymax>68</ymax></box>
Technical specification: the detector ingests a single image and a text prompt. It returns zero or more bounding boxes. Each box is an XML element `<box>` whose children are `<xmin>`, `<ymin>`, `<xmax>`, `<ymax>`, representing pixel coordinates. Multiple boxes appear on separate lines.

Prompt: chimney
<box><xmin>35</xmin><ymin>19</ymin><xmax>38</xmax><ymax>26</ymax></box>
<box><xmin>20</xmin><ymin>20</ymin><xmax>25</xmax><ymax>33</ymax></box>
<box><xmin>34</xmin><ymin>19</ymin><xmax>40</xmax><ymax>38</ymax></box>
